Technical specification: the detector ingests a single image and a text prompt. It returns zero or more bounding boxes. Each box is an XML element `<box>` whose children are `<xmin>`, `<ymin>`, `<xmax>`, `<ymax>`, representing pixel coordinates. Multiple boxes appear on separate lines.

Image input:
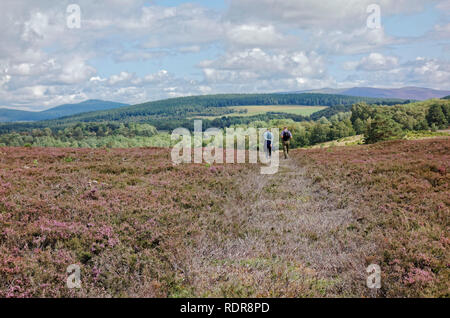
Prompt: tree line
<box><xmin>0</xmin><ymin>99</ymin><xmax>448</xmax><ymax>148</ymax></box>
<box><xmin>0</xmin><ymin>93</ymin><xmax>408</xmax><ymax>133</ymax></box>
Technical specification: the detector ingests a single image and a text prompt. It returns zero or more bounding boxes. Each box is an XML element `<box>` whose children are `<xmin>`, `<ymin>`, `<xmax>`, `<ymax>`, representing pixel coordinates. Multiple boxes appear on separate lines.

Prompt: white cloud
<box><xmin>89</xmin><ymin>76</ymin><xmax>106</xmax><ymax>82</ymax></box>
<box><xmin>199</xmin><ymin>48</ymin><xmax>326</xmax><ymax>83</ymax></box>
<box><xmin>139</xmin><ymin>4</ymin><xmax>223</xmax><ymax>49</ymax></box>
<box><xmin>436</xmin><ymin>0</ymin><xmax>450</xmax><ymax>12</ymax></box>
<box><xmin>59</xmin><ymin>57</ymin><xmax>96</xmax><ymax>84</ymax></box>
<box><xmin>197</xmin><ymin>47</ymin><xmax>334</xmax><ymax>92</ymax></box>
<box><xmin>344</xmin><ymin>53</ymin><xmax>399</xmax><ymax>71</ymax></box>
<box><xmin>108</xmin><ymin>72</ymin><xmax>134</xmax><ymax>85</ymax></box>
<box><xmin>225</xmin><ymin>24</ymin><xmax>290</xmax><ymax>48</ymax></box>
<box><xmin>226</xmin><ymin>0</ymin><xmax>433</xmax><ymax>30</ymax></box>
<box><xmin>433</xmin><ymin>23</ymin><xmax>450</xmax><ymax>38</ymax></box>
<box><xmin>344</xmin><ymin>57</ymin><xmax>450</xmax><ymax>89</ymax></box>
<box><xmin>0</xmin><ymin>0</ymin><xmax>448</xmax><ymax>109</ymax></box>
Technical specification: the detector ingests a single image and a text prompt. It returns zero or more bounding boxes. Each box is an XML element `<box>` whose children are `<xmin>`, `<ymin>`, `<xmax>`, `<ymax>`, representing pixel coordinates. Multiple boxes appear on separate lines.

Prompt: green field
<box><xmin>192</xmin><ymin>105</ymin><xmax>328</xmax><ymax>119</ymax></box>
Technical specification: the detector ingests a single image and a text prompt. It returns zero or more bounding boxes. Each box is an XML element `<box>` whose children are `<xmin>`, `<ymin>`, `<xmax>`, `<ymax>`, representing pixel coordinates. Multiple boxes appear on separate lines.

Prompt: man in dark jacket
<box><xmin>281</xmin><ymin>127</ymin><xmax>292</xmax><ymax>159</ymax></box>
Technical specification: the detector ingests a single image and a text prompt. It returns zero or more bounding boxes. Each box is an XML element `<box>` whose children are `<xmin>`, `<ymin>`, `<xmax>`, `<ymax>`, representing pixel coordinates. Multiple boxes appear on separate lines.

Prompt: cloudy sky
<box><xmin>0</xmin><ymin>0</ymin><xmax>449</xmax><ymax>110</ymax></box>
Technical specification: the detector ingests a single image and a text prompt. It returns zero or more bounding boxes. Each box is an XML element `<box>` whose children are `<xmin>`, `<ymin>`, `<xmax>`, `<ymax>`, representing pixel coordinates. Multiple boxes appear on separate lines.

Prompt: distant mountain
<box><xmin>342</xmin><ymin>87</ymin><xmax>450</xmax><ymax>100</ymax></box>
<box><xmin>0</xmin><ymin>100</ymin><xmax>129</xmax><ymax>122</ymax></box>
<box><xmin>285</xmin><ymin>88</ymin><xmax>348</xmax><ymax>95</ymax></box>
<box><xmin>285</xmin><ymin>87</ymin><xmax>450</xmax><ymax>101</ymax></box>
<box><xmin>0</xmin><ymin>108</ymin><xmax>49</xmax><ymax>122</ymax></box>
<box><xmin>443</xmin><ymin>95</ymin><xmax>450</xmax><ymax>100</ymax></box>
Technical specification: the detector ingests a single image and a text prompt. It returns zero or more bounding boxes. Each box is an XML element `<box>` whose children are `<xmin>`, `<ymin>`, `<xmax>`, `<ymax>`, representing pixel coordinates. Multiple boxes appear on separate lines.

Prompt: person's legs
<box><xmin>265</xmin><ymin>140</ymin><xmax>272</xmax><ymax>158</ymax></box>
<box><xmin>268</xmin><ymin>140</ymin><xmax>272</xmax><ymax>157</ymax></box>
<box><xmin>283</xmin><ymin>141</ymin><xmax>288</xmax><ymax>159</ymax></box>
<box><xmin>264</xmin><ymin>140</ymin><xmax>269</xmax><ymax>158</ymax></box>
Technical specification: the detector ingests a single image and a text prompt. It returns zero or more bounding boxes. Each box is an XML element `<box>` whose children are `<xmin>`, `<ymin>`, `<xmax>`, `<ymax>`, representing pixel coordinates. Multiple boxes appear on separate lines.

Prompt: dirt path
<box><xmin>185</xmin><ymin>154</ymin><xmax>373</xmax><ymax>297</ymax></box>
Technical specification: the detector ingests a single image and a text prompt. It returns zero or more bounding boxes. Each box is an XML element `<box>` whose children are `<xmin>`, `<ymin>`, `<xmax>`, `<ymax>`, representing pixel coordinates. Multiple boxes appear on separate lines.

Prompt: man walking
<box><xmin>281</xmin><ymin>127</ymin><xmax>292</xmax><ymax>159</ymax></box>
<box><xmin>263</xmin><ymin>128</ymin><xmax>273</xmax><ymax>159</ymax></box>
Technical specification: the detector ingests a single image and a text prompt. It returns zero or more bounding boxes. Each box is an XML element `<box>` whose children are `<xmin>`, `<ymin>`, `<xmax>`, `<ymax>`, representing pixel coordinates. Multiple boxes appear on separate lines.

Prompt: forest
<box><xmin>0</xmin><ymin>93</ymin><xmax>409</xmax><ymax>133</ymax></box>
<box><xmin>0</xmin><ymin>95</ymin><xmax>448</xmax><ymax>149</ymax></box>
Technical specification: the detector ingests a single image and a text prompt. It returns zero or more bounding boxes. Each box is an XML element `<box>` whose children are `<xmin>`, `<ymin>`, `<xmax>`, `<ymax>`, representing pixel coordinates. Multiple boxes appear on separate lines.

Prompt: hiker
<box><xmin>263</xmin><ymin>129</ymin><xmax>273</xmax><ymax>159</ymax></box>
<box><xmin>281</xmin><ymin>127</ymin><xmax>292</xmax><ymax>159</ymax></box>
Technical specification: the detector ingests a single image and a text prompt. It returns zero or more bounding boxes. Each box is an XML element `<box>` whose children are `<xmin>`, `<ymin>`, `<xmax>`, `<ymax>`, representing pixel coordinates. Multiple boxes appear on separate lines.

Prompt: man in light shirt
<box><xmin>263</xmin><ymin>129</ymin><xmax>273</xmax><ymax>159</ymax></box>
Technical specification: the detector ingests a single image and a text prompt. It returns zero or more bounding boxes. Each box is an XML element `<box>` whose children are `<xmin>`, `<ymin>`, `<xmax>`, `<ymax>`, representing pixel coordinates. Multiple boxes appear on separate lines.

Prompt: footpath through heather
<box><xmin>185</xmin><ymin>152</ymin><xmax>373</xmax><ymax>297</ymax></box>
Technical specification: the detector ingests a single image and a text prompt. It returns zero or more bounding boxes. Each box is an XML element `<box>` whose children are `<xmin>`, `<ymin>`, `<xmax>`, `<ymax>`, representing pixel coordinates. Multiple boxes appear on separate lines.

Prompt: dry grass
<box><xmin>182</xmin><ymin>158</ymin><xmax>375</xmax><ymax>297</ymax></box>
<box><xmin>310</xmin><ymin>135</ymin><xmax>364</xmax><ymax>149</ymax></box>
<box><xmin>191</xmin><ymin>105</ymin><xmax>327</xmax><ymax>119</ymax></box>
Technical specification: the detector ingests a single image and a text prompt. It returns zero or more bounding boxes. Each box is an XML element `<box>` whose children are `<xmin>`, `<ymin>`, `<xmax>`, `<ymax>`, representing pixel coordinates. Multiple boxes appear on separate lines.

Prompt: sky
<box><xmin>0</xmin><ymin>0</ymin><xmax>449</xmax><ymax>111</ymax></box>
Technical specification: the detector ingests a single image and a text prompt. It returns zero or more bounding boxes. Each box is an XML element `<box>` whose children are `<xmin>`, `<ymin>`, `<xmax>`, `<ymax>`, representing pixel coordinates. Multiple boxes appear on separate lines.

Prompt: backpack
<box><xmin>282</xmin><ymin>130</ymin><xmax>291</xmax><ymax>141</ymax></box>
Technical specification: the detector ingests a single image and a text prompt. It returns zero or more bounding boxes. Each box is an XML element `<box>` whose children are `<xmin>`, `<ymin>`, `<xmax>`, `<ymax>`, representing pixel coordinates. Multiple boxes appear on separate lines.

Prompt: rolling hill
<box><xmin>0</xmin><ymin>93</ymin><xmax>413</xmax><ymax>136</ymax></box>
<box><xmin>0</xmin><ymin>93</ymin><xmax>407</xmax><ymax>132</ymax></box>
<box><xmin>286</xmin><ymin>86</ymin><xmax>450</xmax><ymax>101</ymax></box>
<box><xmin>0</xmin><ymin>100</ymin><xmax>129</xmax><ymax>122</ymax></box>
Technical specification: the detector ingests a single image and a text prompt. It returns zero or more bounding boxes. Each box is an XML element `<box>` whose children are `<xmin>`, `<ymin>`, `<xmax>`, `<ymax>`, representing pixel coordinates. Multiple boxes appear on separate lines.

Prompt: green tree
<box><xmin>310</xmin><ymin>123</ymin><xmax>330</xmax><ymax>144</ymax></box>
<box><xmin>318</xmin><ymin>116</ymin><xmax>331</xmax><ymax>125</ymax></box>
<box><xmin>73</xmin><ymin>127</ymin><xmax>84</xmax><ymax>140</ymax></box>
<box><xmin>426</xmin><ymin>104</ymin><xmax>448</xmax><ymax>129</ymax></box>
<box><xmin>351</xmin><ymin>102</ymin><xmax>373</xmax><ymax>124</ymax></box>
<box><xmin>292</xmin><ymin>125</ymin><xmax>310</xmax><ymax>147</ymax></box>
<box><xmin>43</xmin><ymin>127</ymin><xmax>52</xmax><ymax>136</ymax></box>
<box><xmin>353</xmin><ymin>118</ymin><xmax>367</xmax><ymax>135</ymax></box>
<box><xmin>329</xmin><ymin>119</ymin><xmax>355</xmax><ymax>140</ymax></box>
<box><xmin>365</xmin><ymin>113</ymin><xmax>403</xmax><ymax>144</ymax></box>
<box><xmin>441</xmin><ymin>103</ymin><xmax>450</xmax><ymax>124</ymax></box>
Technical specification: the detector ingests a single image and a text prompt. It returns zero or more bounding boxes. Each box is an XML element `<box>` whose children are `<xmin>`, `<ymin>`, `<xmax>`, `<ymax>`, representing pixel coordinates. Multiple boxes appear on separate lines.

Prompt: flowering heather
<box><xmin>0</xmin><ymin>138</ymin><xmax>448</xmax><ymax>297</ymax></box>
<box><xmin>0</xmin><ymin>147</ymin><xmax>252</xmax><ymax>297</ymax></box>
<box><xmin>295</xmin><ymin>137</ymin><xmax>449</xmax><ymax>297</ymax></box>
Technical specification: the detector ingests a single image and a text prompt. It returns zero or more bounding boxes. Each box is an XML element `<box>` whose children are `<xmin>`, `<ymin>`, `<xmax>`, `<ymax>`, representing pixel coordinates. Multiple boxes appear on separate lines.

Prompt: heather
<box><xmin>0</xmin><ymin>146</ymin><xmax>254</xmax><ymax>297</ymax></box>
<box><xmin>0</xmin><ymin>138</ymin><xmax>448</xmax><ymax>297</ymax></box>
<box><xmin>295</xmin><ymin>138</ymin><xmax>449</xmax><ymax>297</ymax></box>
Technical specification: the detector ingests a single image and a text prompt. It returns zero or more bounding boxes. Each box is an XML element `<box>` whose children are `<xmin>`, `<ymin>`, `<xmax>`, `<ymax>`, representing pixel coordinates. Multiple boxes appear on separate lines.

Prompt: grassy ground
<box><xmin>184</xmin><ymin>157</ymin><xmax>369</xmax><ymax>297</ymax></box>
<box><xmin>192</xmin><ymin>105</ymin><xmax>327</xmax><ymax>119</ymax></box>
<box><xmin>0</xmin><ymin>138</ymin><xmax>448</xmax><ymax>297</ymax></box>
<box><xmin>403</xmin><ymin>130</ymin><xmax>450</xmax><ymax>140</ymax></box>
<box><xmin>309</xmin><ymin>130</ymin><xmax>450</xmax><ymax>149</ymax></box>
<box><xmin>310</xmin><ymin>135</ymin><xmax>364</xmax><ymax>149</ymax></box>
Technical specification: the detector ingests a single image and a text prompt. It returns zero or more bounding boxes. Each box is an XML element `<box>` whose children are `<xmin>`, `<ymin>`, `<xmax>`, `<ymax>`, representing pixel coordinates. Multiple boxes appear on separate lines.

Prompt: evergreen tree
<box><xmin>351</xmin><ymin>102</ymin><xmax>373</xmax><ymax>124</ymax></box>
<box><xmin>353</xmin><ymin>118</ymin><xmax>366</xmax><ymax>135</ymax></box>
<box><xmin>426</xmin><ymin>104</ymin><xmax>448</xmax><ymax>129</ymax></box>
<box><xmin>365</xmin><ymin>113</ymin><xmax>403</xmax><ymax>144</ymax></box>
<box><xmin>440</xmin><ymin>103</ymin><xmax>450</xmax><ymax>124</ymax></box>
